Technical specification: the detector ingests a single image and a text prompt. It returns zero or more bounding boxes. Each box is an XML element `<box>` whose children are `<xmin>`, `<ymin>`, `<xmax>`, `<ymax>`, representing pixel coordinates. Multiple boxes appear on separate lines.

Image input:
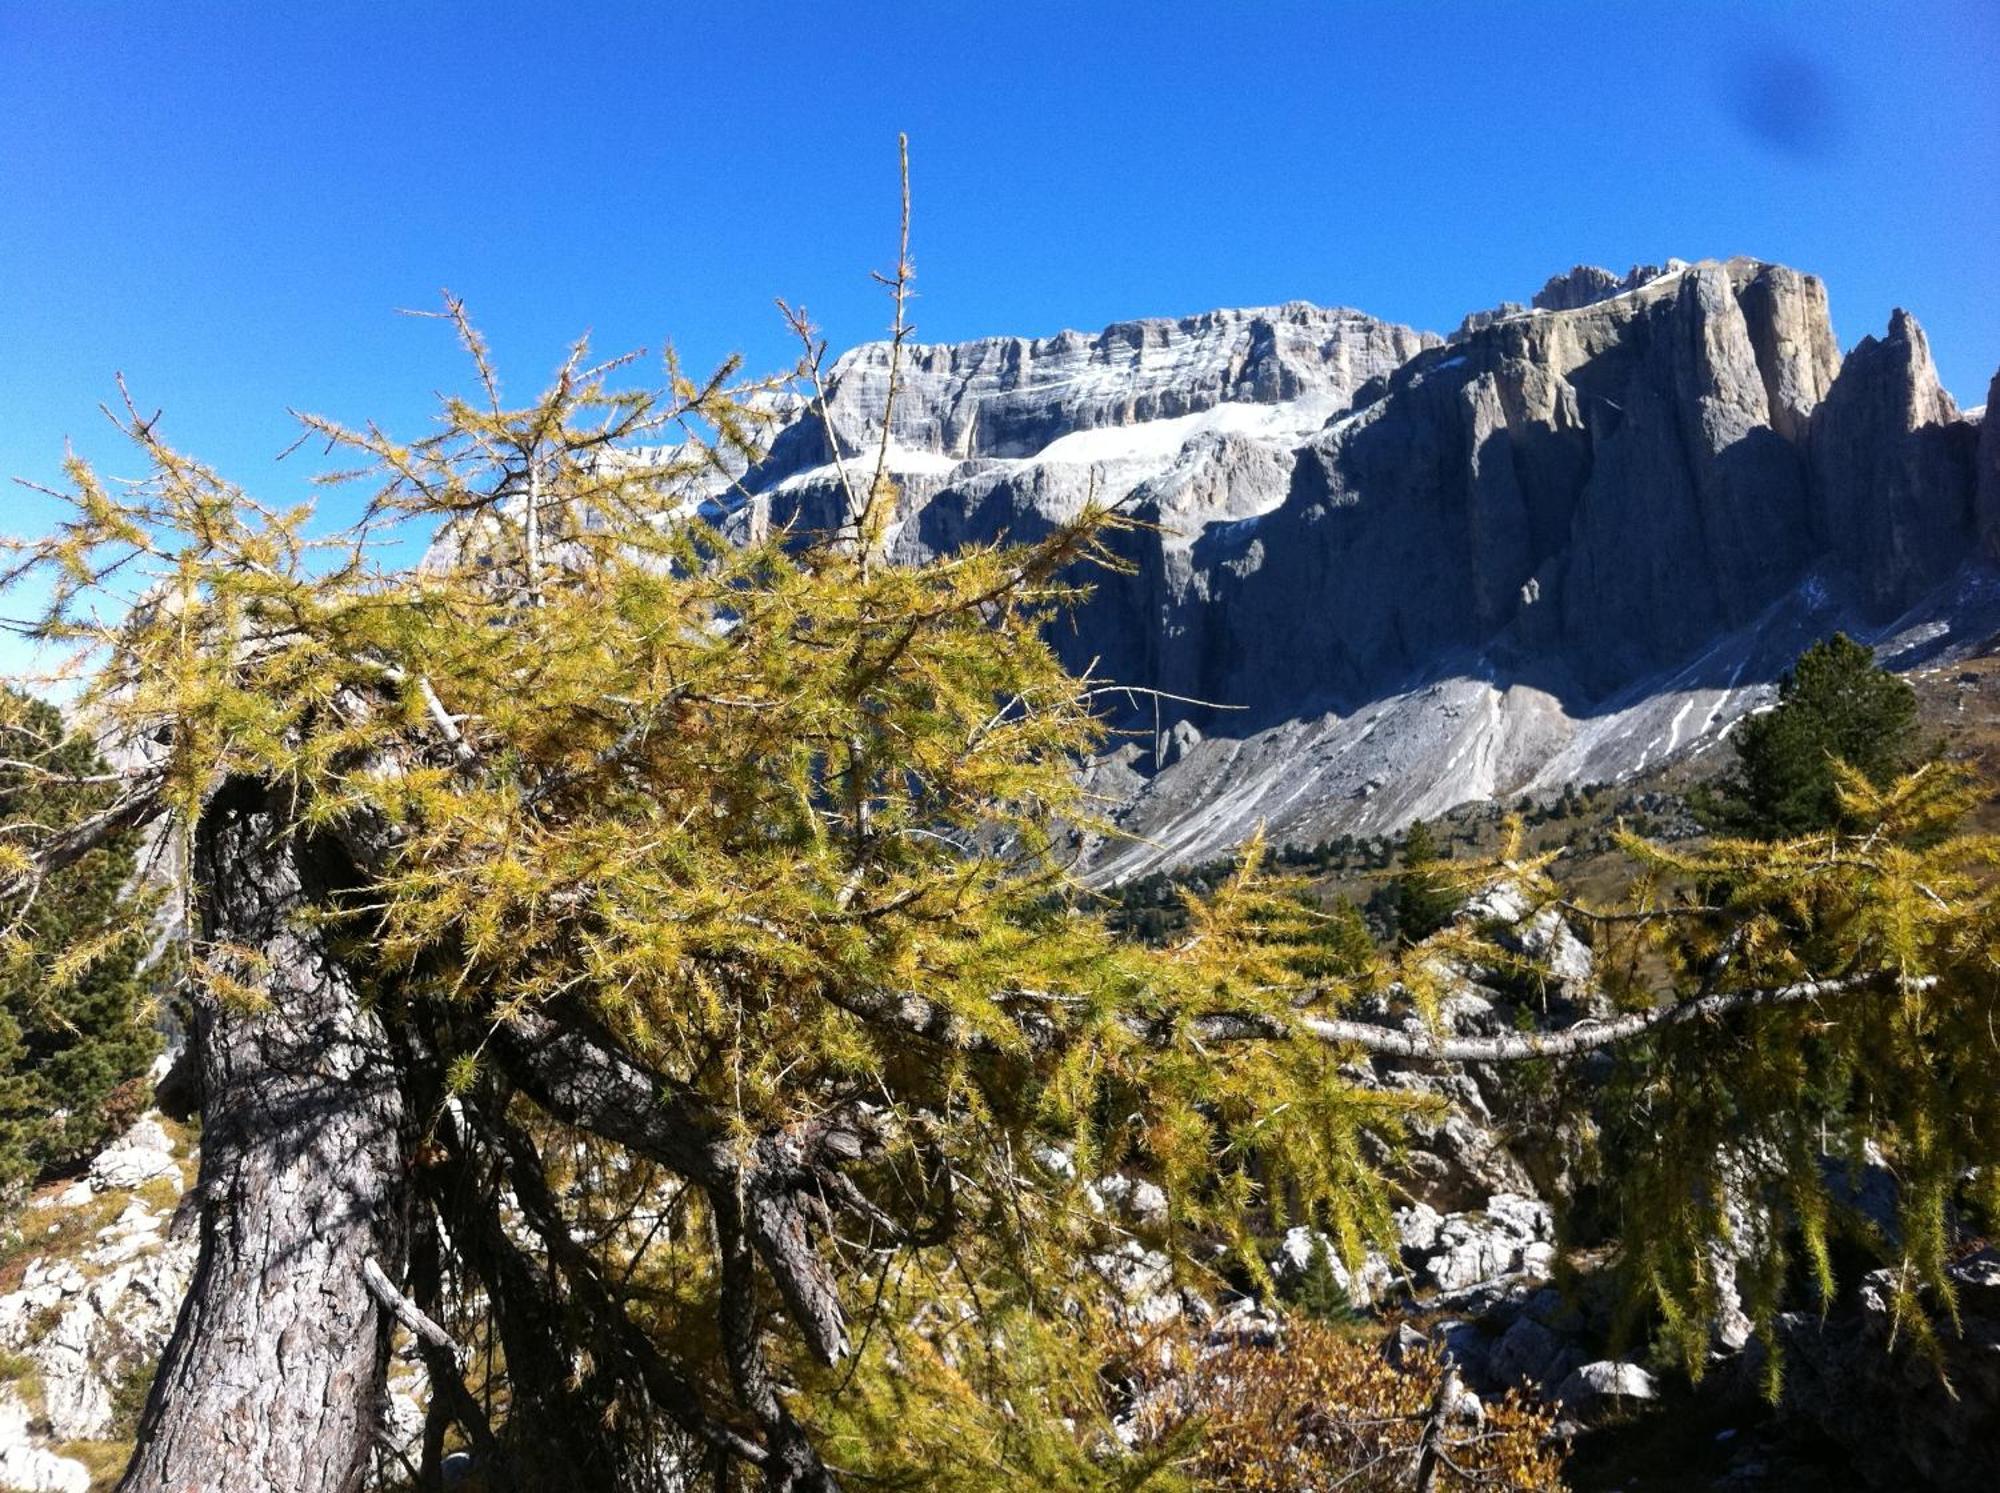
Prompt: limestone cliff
<box><xmin>720</xmin><ymin>261</ymin><xmax>1994</xmax><ymax>873</ymax></box>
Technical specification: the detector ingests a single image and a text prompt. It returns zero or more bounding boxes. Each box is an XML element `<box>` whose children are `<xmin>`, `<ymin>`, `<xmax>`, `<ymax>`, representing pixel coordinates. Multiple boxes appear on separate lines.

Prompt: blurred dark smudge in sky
<box><xmin>1720</xmin><ymin>43</ymin><xmax>1847</xmax><ymax>160</ymax></box>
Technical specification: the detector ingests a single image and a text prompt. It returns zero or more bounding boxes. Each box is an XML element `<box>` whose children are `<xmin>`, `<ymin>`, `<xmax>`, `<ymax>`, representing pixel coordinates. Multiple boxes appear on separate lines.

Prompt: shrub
<box><xmin>1130</xmin><ymin>1322</ymin><xmax>1566</xmax><ymax>1490</ymax></box>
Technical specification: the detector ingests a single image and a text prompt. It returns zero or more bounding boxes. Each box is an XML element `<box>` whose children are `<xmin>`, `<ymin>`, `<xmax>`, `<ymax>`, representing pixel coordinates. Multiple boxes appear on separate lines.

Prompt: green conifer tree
<box><xmin>1714</xmin><ymin>633</ymin><xmax>1919</xmax><ymax>837</ymax></box>
<box><xmin>1395</xmin><ymin>818</ymin><xmax>1458</xmax><ymax>944</ymax></box>
<box><xmin>1293</xmin><ymin>1232</ymin><xmax>1354</xmax><ymax>1322</ymax></box>
<box><xmin>0</xmin><ymin>686</ymin><xmax>156</xmax><ymax>1194</ymax></box>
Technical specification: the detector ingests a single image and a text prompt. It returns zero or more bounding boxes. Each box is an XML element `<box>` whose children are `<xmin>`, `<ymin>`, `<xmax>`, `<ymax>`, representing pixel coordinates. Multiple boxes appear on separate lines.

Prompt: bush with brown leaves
<box><xmin>1127</xmin><ymin>1321</ymin><xmax>1567</xmax><ymax>1491</ymax></box>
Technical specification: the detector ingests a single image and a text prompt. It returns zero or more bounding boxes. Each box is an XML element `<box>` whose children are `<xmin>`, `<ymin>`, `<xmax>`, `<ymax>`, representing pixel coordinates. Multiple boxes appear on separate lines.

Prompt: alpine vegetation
<box><xmin>3</xmin><ymin>267</ymin><xmax>1998</xmax><ymax>1492</ymax></box>
<box><xmin>3</xmin><ymin>137</ymin><xmax>1999</xmax><ymax>1489</ymax></box>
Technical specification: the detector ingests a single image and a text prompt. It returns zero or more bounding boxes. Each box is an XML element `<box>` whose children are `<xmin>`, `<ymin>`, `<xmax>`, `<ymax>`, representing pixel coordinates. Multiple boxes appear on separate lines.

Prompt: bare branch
<box><xmin>823</xmin><ymin>969</ymin><xmax>1936</xmax><ymax>1066</ymax></box>
<box><xmin>858</xmin><ymin>132</ymin><xmax>914</xmax><ymax>573</ymax></box>
<box><xmin>361</xmin><ymin>1257</ymin><xmax>463</xmax><ymax>1368</ymax></box>
<box><xmin>0</xmin><ymin>781</ymin><xmax>166</xmax><ymax>905</ymax></box>
<box><xmin>1263</xmin><ymin>970</ymin><xmax>1936</xmax><ymax>1062</ymax></box>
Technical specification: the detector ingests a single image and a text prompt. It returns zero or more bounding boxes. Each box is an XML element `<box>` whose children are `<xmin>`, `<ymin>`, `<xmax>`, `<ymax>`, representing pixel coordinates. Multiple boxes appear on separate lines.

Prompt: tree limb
<box><xmin>1260</xmin><ymin>971</ymin><xmax>1935</xmax><ymax>1062</ymax></box>
<box><xmin>361</xmin><ymin>1257</ymin><xmax>463</xmax><ymax>1367</ymax></box>
<box><xmin>487</xmin><ymin>1011</ymin><xmax>852</xmax><ymax>1366</ymax></box>
<box><xmin>0</xmin><ymin>780</ymin><xmax>165</xmax><ymax>903</ymax></box>
<box><xmin>825</xmin><ymin>970</ymin><xmax>1933</xmax><ymax>1066</ymax></box>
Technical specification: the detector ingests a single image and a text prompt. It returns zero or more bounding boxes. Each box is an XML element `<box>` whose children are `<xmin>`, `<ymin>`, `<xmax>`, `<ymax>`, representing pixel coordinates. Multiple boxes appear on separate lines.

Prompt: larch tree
<box><xmin>2</xmin><ymin>169</ymin><xmax>1997</xmax><ymax>1492</ymax></box>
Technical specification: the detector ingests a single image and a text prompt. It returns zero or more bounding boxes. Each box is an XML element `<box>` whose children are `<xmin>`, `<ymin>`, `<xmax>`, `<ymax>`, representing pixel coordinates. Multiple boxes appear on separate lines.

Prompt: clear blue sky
<box><xmin>2</xmin><ymin>1</ymin><xmax>1995</xmax><ymax>665</ymax></box>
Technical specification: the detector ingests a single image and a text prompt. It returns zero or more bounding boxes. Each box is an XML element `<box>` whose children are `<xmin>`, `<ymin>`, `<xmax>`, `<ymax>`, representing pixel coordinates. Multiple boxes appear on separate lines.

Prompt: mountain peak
<box><xmin>1529</xmin><ymin>259</ymin><xmax>1690</xmax><ymax>312</ymax></box>
<box><xmin>769</xmin><ymin>301</ymin><xmax>1438</xmax><ymax>470</ymax></box>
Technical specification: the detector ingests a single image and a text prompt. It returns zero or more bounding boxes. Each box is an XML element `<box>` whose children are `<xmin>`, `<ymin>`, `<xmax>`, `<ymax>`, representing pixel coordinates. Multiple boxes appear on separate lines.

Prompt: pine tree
<box><xmin>1395</xmin><ymin>818</ymin><xmax>1458</xmax><ymax>944</ymax></box>
<box><xmin>1294</xmin><ymin>1232</ymin><xmax>1354</xmax><ymax>1322</ymax></box>
<box><xmin>1714</xmin><ymin>633</ymin><xmax>1919</xmax><ymax>837</ymax></box>
<box><xmin>0</xmin><ymin>686</ymin><xmax>156</xmax><ymax>1196</ymax></box>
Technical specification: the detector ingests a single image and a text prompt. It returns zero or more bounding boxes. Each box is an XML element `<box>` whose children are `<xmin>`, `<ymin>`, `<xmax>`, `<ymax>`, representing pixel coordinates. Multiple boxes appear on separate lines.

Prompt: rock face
<box><xmin>1808</xmin><ymin>309</ymin><xmax>1978</xmax><ymax>614</ymax></box>
<box><xmin>723</xmin><ymin>259</ymin><xmax>1995</xmax><ymax>874</ymax></box>
<box><xmin>765</xmin><ymin>302</ymin><xmax>1437</xmax><ymax>469</ymax></box>
<box><xmin>0</xmin><ymin>1112</ymin><xmax>198</xmax><ymax>1490</ymax></box>
<box><xmin>1972</xmin><ymin>370</ymin><xmax>2000</xmax><ymax>558</ymax></box>
<box><xmin>1773</xmin><ymin>1249</ymin><xmax>2000</xmax><ymax>1492</ymax></box>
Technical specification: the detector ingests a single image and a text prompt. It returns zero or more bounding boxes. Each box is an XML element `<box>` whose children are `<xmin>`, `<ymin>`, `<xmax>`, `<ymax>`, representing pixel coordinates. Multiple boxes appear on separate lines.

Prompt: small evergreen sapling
<box><xmin>1294</xmin><ymin>1232</ymin><xmax>1355</xmax><ymax>1323</ymax></box>
<box><xmin>1395</xmin><ymin>818</ymin><xmax>1459</xmax><ymax>944</ymax></box>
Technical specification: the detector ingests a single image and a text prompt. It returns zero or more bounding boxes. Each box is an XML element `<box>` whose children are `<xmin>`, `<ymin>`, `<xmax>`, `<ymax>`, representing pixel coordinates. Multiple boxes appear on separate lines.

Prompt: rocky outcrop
<box><xmin>1186</xmin><ymin>259</ymin><xmax>1841</xmax><ymax>713</ymax></box>
<box><xmin>718</xmin><ymin>258</ymin><xmax>1994</xmax><ymax>874</ymax></box>
<box><xmin>1975</xmin><ymin>369</ymin><xmax>2000</xmax><ymax>558</ymax></box>
<box><xmin>765</xmin><ymin>302</ymin><xmax>1437</xmax><ymax>471</ymax></box>
<box><xmin>1531</xmin><ymin>261</ymin><xmax>1682</xmax><ymax>313</ymax></box>
<box><xmin>1808</xmin><ymin>310</ymin><xmax>1978</xmax><ymax>616</ymax></box>
<box><xmin>0</xmin><ymin>1397</ymin><xmax>89</xmax><ymax>1493</ymax></box>
<box><xmin>1771</xmin><ymin>1249</ymin><xmax>2000</xmax><ymax>1492</ymax></box>
<box><xmin>0</xmin><ymin>1112</ymin><xmax>198</xmax><ymax>1490</ymax></box>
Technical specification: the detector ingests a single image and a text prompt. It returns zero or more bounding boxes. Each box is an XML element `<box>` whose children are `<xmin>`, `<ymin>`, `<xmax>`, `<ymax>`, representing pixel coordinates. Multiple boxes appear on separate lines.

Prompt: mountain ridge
<box><xmin>721</xmin><ymin>260</ymin><xmax>1994</xmax><ymax>875</ymax></box>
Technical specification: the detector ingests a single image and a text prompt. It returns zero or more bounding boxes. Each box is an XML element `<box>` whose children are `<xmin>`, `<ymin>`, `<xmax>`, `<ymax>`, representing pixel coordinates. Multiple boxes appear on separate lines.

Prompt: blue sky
<box><xmin>2</xmin><ymin>1</ymin><xmax>1995</xmax><ymax>671</ymax></box>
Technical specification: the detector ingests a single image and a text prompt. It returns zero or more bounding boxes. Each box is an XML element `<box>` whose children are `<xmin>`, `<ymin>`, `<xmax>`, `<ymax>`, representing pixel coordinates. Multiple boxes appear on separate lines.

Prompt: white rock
<box><xmin>1030</xmin><ymin>1144</ymin><xmax>1076</xmax><ymax>1180</ymax></box>
<box><xmin>50</xmin><ymin>1182</ymin><xmax>94</xmax><ymax>1211</ymax></box>
<box><xmin>1485</xmin><ymin>1193</ymin><xmax>1554</xmax><ymax>1243</ymax></box>
<box><xmin>1426</xmin><ymin>1212</ymin><xmax>1530</xmax><ymax>1292</ymax></box>
<box><xmin>0</xmin><ymin>1185</ymin><xmax>198</xmax><ymax>1459</ymax></box>
<box><xmin>1394</xmin><ymin>1202</ymin><xmax>1443</xmax><ymax>1255</ymax></box>
<box><xmin>1271</xmin><ymin>1225</ymin><xmax>1327</xmax><ymax>1279</ymax></box>
<box><xmin>1556</xmin><ymin>1359</ymin><xmax>1657</xmax><ymax>1406</ymax></box>
<box><xmin>88</xmin><ymin>1116</ymin><xmax>178</xmax><ymax>1192</ymax></box>
<box><xmin>0</xmin><ymin>1393</ymin><xmax>90</xmax><ymax>1493</ymax></box>
<box><xmin>1092</xmin><ymin>1242</ymin><xmax>1181</xmax><ymax>1325</ymax></box>
<box><xmin>1345</xmin><ymin>1251</ymin><xmax>1397</xmax><ymax>1310</ymax></box>
<box><xmin>36</xmin><ymin>1303</ymin><xmax>110</xmax><ymax>1440</ymax></box>
<box><xmin>1095</xmin><ymin>1174</ymin><xmax>1169</xmax><ymax>1225</ymax></box>
<box><xmin>1436</xmin><ymin>987</ymin><xmax>1498</xmax><ymax>1034</ymax></box>
<box><xmin>1522</xmin><ymin>907</ymin><xmax>1594</xmax><ymax>989</ymax></box>
<box><xmin>1464</xmin><ymin>882</ymin><xmax>1532</xmax><ymax>926</ymax></box>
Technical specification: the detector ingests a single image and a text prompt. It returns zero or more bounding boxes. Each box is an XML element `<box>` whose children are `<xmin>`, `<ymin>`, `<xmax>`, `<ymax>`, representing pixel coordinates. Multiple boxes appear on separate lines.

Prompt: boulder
<box><xmin>1485</xmin><ymin>1192</ymin><xmax>1553</xmax><ymax>1243</ymax></box>
<box><xmin>1520</xmin><ymin>907</ymin><xmax>1594</xmax><ymax>997</ymax></box>
<box><xmin>1095</xmin><ymin>1174</ymin><xmax>1169</xmax><ymax>1226</ymax></box>
<box><xmin>1418</xmin><ymin>1196</ymin><xmax>1550</xmax><ymax>1293</ymax></box>
<box><xmin>1092</xmin><ymin>1242</ymin><xmax>1182</xmax><ymax>1326</ymax></box>
<box><xmin>1489</xmin><ymin>1314</ymin><xmax>1572</xmax><ymax>1391</ymax></box>
<box><xmin>1393</xmin><ymin>1202</ymin><xmax>1443</xmax><ymax>1257</ymax></box>
<box><xmin>1771</xmin><ymin>1249</ymin><xmax>2000</xmax><ymax>1491</ymax></box>
<box><xmin>1381</xmin><ymin>1321</ymin><xmax>1430</xmax><ymax>1371</ymax></box>
<box><xmin>1555</xmin><ymin>1359</ymin><xmax>1657</xmax><ymax>1411</ymax></box>
<box><xmin>87</xmin><ymin>1116</ymin><xmax>179</xmax><ymax>1192</ymax></box>
<box><xmin>1428</xmin><ymin>1319</ymin><xmax>1494</xmax><ymax>1382</ymax></box>
<box><xmin>1463</xmin><ymin>881</ymin><xmax>1532</xmax><ymax>927</ymax></box>
<box><xmin>1426</xmin><ymin>1214</ymin><xmax>1528</xmax><ymax>1293</ymax></box>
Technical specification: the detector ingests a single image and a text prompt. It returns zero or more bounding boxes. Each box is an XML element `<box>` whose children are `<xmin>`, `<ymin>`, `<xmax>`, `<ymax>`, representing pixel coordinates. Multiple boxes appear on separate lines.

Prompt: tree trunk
<box><xmin>120</xmin><ymin>782</ymin><xmax>408</xmax><ymax>1493</ymax></box>
<box><xmin>711</xmin><ymin>1189</ymin><xmax>841</xmax><ymax>1493</ymax></box>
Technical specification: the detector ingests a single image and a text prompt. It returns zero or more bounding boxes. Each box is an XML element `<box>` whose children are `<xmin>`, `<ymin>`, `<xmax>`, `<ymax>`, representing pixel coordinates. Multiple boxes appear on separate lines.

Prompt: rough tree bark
<box><xmin>120</xmin><ymin>781</ymin><xmax>408</xmax><ymax>1493</ymax></box>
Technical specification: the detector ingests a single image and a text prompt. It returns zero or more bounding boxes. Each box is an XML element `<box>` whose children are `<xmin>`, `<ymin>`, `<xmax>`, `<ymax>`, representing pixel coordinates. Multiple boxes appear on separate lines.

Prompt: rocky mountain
<box><xmin>716</xmin><ymin>262</ymin><xmax>1991</xmax><ymax>876</ymax></box>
